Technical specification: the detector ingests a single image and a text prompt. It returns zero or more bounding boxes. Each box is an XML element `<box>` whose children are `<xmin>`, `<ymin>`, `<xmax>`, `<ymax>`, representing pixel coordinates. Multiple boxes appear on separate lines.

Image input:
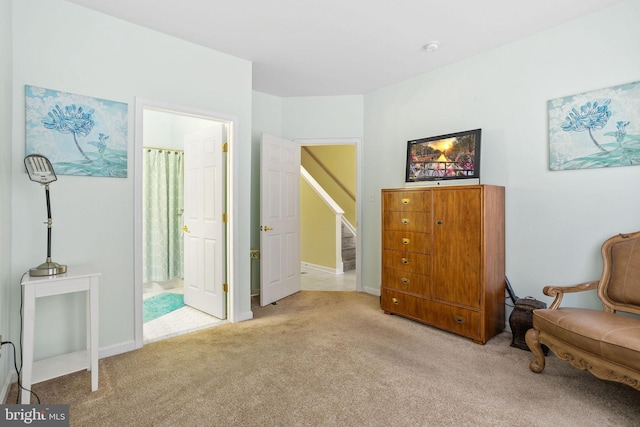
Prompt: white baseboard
<box><xmin>0</xmin><ymin>371</ymin><xmax>17</xmax><ymax>404</ymax></box>
<box><xmin>233</xmin><ymin>310</ymin><xmax>254</xmax><ymax>322</ymax></box>
<box><xmin>301</xmin><ymin>262</ymin><xmax>341</xmax><ymax>275</ymax></box>
<box><xmin>362</xmin><ymin>285</ymin><xmax>380</xmax><ymax>296</ymax></box>
<box><xmin>99</xmin><ymin>340</ymin><xmax>137</xmax><ymax>359</ymax></box>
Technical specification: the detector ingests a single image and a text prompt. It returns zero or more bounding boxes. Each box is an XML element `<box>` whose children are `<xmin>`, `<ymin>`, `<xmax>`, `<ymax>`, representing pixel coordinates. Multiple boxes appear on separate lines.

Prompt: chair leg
<box><xmin>525</xmin><ymin>328</ymin><xmax>546</xmax><ymax>373</ymax></box>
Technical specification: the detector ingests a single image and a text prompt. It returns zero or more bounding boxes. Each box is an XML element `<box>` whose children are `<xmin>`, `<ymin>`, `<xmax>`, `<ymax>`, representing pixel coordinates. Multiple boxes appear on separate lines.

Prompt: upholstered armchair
<box><xmin>525</xmin><ymin>231</ymin><xmax>640</xmax><ymax>390</ymax></box>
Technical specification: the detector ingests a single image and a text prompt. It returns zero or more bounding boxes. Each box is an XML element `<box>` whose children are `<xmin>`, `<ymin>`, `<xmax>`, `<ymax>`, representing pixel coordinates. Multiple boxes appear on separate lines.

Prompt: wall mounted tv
<box><xmin>405</xmin><ymin>128</ymin><xmax>481</xmax><ymax>187</ymax></box>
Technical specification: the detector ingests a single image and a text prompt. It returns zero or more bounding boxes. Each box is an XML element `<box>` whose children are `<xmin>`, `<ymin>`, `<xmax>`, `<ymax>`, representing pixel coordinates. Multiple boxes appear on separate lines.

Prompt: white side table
<box><xmin>20</xmin><ymin>266</ymin><xmax>100</xmax><ymax>404</ymax></box>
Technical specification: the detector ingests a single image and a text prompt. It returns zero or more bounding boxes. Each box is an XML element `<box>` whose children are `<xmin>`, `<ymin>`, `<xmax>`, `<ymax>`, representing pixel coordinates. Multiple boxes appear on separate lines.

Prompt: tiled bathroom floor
<box><xmin>144</xmin><ymin>266</ymin><xmax>357</xmax><ymax>343</ymax></box>
<box><xmin>143</xmin><ymin>279</ymin><xmax>227</xmax><ymax>344</ymax></box>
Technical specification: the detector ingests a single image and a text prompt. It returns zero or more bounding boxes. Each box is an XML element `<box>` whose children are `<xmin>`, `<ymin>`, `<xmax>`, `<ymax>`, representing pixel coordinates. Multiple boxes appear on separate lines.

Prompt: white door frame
<box><xmin>294</xmin><ymin>137</ymin><xmax>363</xmax><ymax>293</ymax></box>
<box><xmin>134</xmin><ymin>98</ymin><xmax>239</xmax><ymax>349</ymax></box>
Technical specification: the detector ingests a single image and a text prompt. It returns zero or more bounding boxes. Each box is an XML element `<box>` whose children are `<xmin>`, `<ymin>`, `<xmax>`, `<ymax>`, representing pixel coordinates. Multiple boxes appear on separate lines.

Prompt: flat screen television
<box><xmin>405</xmin><ymin>128</ymin><xmax>481</xmax><ymax>187</ymax></box>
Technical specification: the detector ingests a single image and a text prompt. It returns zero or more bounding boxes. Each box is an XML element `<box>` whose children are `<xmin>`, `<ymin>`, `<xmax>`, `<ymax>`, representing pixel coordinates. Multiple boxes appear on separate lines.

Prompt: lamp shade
<box><xmin>24</xmin><ymin>154</ymin><xmax>57</xmax><ymax>184</ymax></box>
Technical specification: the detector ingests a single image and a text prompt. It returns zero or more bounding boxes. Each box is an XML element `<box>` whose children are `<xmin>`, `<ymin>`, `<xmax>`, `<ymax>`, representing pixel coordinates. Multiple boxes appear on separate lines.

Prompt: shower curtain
<box><xmin>142</xmin><ymin>148</ymin><xmax>184</xmax><ymax>283</ymax></box>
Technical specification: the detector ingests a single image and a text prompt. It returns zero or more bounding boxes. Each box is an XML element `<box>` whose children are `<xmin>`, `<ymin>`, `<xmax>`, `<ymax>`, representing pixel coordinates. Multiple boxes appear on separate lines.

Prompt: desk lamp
<box><xmin>24</xmin><ymin>154</ymin><xmax>67</xmax><ymax>276</ymax></box>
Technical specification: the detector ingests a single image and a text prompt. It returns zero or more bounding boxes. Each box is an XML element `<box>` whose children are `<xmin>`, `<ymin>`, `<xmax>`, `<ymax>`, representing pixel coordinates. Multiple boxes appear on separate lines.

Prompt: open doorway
<box><xmin>294</xmin><ymin>138</ymin><xmax>365</xmax><ymax>292</ymax></box>
<box><xmin>257</xmin><ymin>136</ymin><xmax>362</xmax><ymax>305</ymax></box>
<box><xmin>300</xmin><ymin>144</ymin><xmax>357</xmax><ymax>292</ymax></box>
<box><xmin>134</xmin><ymin>99</ymin><xmax>238</xmax><ymax>347</ymax></box>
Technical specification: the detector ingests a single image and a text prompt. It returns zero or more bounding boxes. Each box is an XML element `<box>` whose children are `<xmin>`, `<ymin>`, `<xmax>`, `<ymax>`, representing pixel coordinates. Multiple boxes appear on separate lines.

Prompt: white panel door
<box><xmin>260</xmin><ymin>134</ymin><xmax>301</xmax><ymax>306</ymax></box>
<box><xmin>183</xmin><ymin>125</ymin><xmax>226</xmax><ymax>319</ymax></box>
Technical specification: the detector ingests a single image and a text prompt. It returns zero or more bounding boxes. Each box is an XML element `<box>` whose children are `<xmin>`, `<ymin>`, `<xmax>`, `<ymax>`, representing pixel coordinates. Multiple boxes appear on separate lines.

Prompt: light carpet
<box><xmin>7</xmin><ymin>291</ymin><xmax>640</xmax><ymax>426</ymax></box>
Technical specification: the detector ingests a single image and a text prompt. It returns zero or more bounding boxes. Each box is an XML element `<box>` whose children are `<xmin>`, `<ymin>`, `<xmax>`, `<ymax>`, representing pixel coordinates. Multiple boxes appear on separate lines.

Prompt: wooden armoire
<box><xmin>380</xmin><ymin>185</ymin><xmax>505</xmax><ymax>344</ymax></box>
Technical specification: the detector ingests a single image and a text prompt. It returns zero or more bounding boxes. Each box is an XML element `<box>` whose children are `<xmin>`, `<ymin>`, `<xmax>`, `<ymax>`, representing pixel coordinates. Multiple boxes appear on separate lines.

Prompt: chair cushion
<box><xmin>533</xmin><ymin>307</ymin><xmax>640</xmax><ymax>372</ymax></box>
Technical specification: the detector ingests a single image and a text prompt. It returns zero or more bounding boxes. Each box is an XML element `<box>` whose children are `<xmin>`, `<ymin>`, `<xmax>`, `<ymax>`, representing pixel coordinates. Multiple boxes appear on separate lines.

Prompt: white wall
<box><xmin>362</xmin><ymin>0</ymin><xmax>640</xmax><ymax>311</ymax></box>
<box><xmin>281</xmin><ymin>95</ymin><xmax>364</xmax><ymax>140</ymax></box>
<box><xmin>0</xmin><ymin>0</ymin><xmax>14</xmax><ymax>400</ymax></box>
<box><xmin>11</xmin><ymin>0</ymin><xmax>252</xmax><ymax>360</ymax></box>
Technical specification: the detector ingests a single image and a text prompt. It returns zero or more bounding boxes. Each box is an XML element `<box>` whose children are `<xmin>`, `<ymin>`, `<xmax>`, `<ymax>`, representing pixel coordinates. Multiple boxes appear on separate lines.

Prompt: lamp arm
<box><xmin>44</xmin><ymin>184</ymin><xmax>53</xmax><ymax>261</ymax></box>
<box><xmin>45</xmin><ymin>183</ymin><xmax>52</xmax><ymax>219</ymax></box>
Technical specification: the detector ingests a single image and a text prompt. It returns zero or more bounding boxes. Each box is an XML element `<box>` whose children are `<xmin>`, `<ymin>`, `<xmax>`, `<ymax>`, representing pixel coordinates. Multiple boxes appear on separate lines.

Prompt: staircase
<box><xmin>341</xmin><ymin>222</ymin><xmax>356</xmax><ymax>272</ymax></box>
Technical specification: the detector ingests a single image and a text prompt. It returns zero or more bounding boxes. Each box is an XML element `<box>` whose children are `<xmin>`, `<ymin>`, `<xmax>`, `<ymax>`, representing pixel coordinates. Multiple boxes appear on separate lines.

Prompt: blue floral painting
<box><xmin>548</xmin><ymin>81</ymin><xmax>640</xmax><ymax>171</ymax></box>
<box><xmin>25</xmin><ymin>85</ymin><xmax>128</xmax><ymax>177</ymax></box>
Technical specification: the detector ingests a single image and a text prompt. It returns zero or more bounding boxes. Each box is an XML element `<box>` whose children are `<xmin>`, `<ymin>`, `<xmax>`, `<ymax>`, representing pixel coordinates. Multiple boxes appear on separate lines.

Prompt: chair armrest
<box><xmin>543</xmin><ymin>280</ymin><xmax>599</xmax><ymax>309</ymax></box>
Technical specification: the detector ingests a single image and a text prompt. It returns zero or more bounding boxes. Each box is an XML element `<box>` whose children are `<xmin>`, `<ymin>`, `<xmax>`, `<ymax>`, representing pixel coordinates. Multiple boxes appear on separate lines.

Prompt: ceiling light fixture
<box><xmin>423</xmin><ymin>41</ymin><xmax>440</xmax><ymax>52</ymax></box>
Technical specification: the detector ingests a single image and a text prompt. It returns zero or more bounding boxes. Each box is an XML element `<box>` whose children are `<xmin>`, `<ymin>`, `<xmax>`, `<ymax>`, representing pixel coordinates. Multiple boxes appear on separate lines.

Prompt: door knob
<box><xmin>262</xmin><ymin>225</ymin><xmax>274</xmax><ymax>232</ymax></box>
<box><xmin>182</xmin><ymin>225</ymin><xmax>190</xmax><ymax>233</ymax></box>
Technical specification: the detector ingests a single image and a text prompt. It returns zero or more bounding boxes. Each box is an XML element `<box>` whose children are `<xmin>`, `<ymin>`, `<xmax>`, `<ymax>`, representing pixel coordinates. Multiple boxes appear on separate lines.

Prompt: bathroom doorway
<box><xmin>136</xmin><ymin>104</ymin><xmax>231</xmax><ymax>344</ymax></box>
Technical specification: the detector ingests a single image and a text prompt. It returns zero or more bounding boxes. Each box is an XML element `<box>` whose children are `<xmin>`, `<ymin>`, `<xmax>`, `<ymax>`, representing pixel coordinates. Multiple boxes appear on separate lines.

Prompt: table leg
<box><xmin>21</xmin><ymin>285</ymin><xmax>36</xmax><ymax>404</ymax></box>
<box><xmin>89</xmin><ymin>277</ymin><xmax>99</xmax><ymax>391</ymax></box>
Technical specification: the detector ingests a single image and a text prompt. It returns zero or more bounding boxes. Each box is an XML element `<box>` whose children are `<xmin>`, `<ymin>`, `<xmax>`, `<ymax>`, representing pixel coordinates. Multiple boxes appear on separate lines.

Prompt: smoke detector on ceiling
<box><xmin>423</xmin><ymin>41</ymin><xmax>440</xmax><ymax>52</ymax></box>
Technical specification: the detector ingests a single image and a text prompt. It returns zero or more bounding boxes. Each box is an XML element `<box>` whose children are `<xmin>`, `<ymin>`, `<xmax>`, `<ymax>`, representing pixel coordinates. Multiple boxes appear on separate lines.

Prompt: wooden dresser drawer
<box><xmin>382</xmin><ymin>268</ymin><xmax>430</xmax><ymax>295</ymax></box>
<box><xmin>383</xmin><ymin>190</ymin><xmax>432</xmax><ymax>212</ymax></box>
<box><xmin>383</xmin><ymin>211</ymin><xmax>431</xmax><ymax>233</ymax></box>
<box><xmin>429</xmin><ymin>300</ymin><xmax>481</xmax><ymax>341</ymax></box>
<box><xmin>381</xmin><ymin>289</ymin><xmax>480</xmax><ymax>341</ymax></box>
<box><xmin>382</xmin><ymin>250</ymin><xmax>431</xmax><ymax>276</ymax></box>
<box><xmin>381</xmin><ymin>288</ymin><xmax>425</xmax><ymax>319</ymax></box>
<box><xmin>382</xmin><ymin>230</ymin><xmax>431</xmax><ymax>253</ymax></box>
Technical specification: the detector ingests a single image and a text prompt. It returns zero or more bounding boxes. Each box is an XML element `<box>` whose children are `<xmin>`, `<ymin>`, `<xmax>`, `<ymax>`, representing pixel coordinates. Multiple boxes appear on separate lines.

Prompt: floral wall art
<box><xmin>548</xmin><ymin>80</ymin><xmax>640</xmax><ymax>171</ymax></box>
<box><xmin>25</xmin><ymin>85</ymin><xmax>128</xmax><ymax>177</ymax></box>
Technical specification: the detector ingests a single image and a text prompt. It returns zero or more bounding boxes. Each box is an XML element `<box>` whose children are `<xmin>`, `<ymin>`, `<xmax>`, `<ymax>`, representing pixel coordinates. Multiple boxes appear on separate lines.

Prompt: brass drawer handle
<box><xmin>401</xmin><ymin>198</ymin><xmax>410</xmax><ymax>205</ymax></box>
<box><xmin>401</xmin><ymin>258</ymin><xmax>410</xmax><ymax>265</ymax></box>
<box><xmin>392</xmin><ymin>298</ymin><xmax>400</xmax><ymax>305</ymax></box>
<box><xmin>401</xmin><ymin>218</ymin><xmax>410</xmax><ymax>225</ymax></box>
<box><xmin>402</xmin><ymin>238</ymin><xmax>410</xmax><ymax>245</ymax></box>
<box><xmin>401</xmin><ymin>278</ymin><xmax>409</xmax><ymax>285</ymax></box>
<box><xmin>454</xmin><ymin>315</ymin><xmax>465</xmax><ymax>324</ymax></box>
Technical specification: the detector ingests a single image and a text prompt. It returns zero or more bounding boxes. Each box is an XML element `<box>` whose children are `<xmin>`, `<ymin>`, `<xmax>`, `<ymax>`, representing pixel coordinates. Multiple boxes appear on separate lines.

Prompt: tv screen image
<box><xmin>405</xmin><ymin>128</ymin><xmax>481</xmax><ymax>186</ymax></box>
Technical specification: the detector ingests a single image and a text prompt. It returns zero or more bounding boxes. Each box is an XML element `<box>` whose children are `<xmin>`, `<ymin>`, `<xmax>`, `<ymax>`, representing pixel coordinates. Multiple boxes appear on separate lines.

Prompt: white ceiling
<box><xmin>66</xmin><ymin>0</ymin><xmax>624</xmax><ymax>97</ymax></box>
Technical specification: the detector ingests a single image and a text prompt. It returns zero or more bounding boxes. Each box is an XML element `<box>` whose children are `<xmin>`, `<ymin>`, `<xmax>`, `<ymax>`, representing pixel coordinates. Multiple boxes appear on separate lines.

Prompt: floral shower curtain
<box><xmin>142</xmin><ymin>148</ymin><xmax>184</xmax><ymax>283</ymax></box>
